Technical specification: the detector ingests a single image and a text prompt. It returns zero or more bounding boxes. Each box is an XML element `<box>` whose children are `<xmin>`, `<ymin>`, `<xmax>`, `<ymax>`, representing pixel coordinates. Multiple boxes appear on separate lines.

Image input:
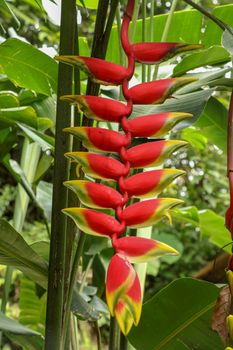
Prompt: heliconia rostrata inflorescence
<box><xmin>57</xmin><ymin>0</ymin><xmax>200</xmax><ymax>335</ymax></box>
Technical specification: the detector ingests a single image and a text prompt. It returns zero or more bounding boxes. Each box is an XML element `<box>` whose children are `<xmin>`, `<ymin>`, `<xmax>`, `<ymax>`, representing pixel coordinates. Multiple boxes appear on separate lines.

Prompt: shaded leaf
<box><xmin>0</xmin><ymin>311</ymin><xmax>40</xmax><ymax>335</ymax></box>
<box><xmin>0</xmin><ymin>220</ymin><xmax>48</xmax><ymax>288</ymax></box>
<box><xmin>0</xmin><ymin>106</ymin><xmax>37</xmax><ymax>129</ymax></box>
<box><xmin>195</xmin><ymin>97</ymin><xmax>228</xmax><ymax>152</ymax></box>
<box><xmin>212</xmin><ymin>285</ymin><xmax>231</xmax><ymax>344</ymax></box>
<box><xmin>129</xmin><ymin>278</ymin><xmax>222</xmax><ymax>350</ymax></box>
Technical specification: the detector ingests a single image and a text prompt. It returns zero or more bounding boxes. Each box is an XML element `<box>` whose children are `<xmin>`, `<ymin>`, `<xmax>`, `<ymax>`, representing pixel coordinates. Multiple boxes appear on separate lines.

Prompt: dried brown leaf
<box><xmin>212</xmin><ymin>285</ymin><xmax>231</xmax><ymax>344</ymax></box>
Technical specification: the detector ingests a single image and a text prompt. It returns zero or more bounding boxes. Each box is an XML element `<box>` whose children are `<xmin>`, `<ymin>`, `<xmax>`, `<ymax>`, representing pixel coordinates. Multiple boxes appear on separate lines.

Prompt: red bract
<box><xmin>119</xmin><ymin>198</ymin><xmax>183</xmax><ymax>228</ymax></box>
<box><xmin>131</xmin><ymin>42</ymin><xmax>202</xmax><ymax>64</ymax></box>
<box><xmin>121</xmin><ymin>169</ymin><xmax>185</xmax><ymax>198</ymax></box>
<box><xmin>64</xmin><ymin>127</ymin><xmax>128</xmax><ymax>153</ymax></box>
<box><xmin>126</xmin><ymin>112</ymin><xmax>192</xmax><ymax>138</ymax></box>
<box><xmin>61</xmin><ymin>95</ymin><xmax>130</xmax><ymax>122</ymax></box>
<box><xmin>62</xmin><ymin>0</ymin><xmax>196</xmax><ymax>335</ymax></box>
<box><xmin>128</xmin><ymin>78</ymin><xmax>197</xmax><ymax>104</ymax></box>
<box><xmin>62</xmin><ymin>208</ymin><xmax>125</xmax><ymax>237</ymax></box>
<box><xmin>56</xmin><ymin>56</ymin><xmax>129</xmax><ymax>86</ymax></box>
<box><xmin>126</xmin><ymin>140</ymin><xmax>187</xmax><ymax>168</ymax></box>
<box><xmin>65</xmin><ymin>152</ymin><xmax>127</xmax><ymax>180</ymax></box>
<box><xmin>64</xmin><ymin>180</ymin><xmax>124</xmax><ymax>209</ymax></box>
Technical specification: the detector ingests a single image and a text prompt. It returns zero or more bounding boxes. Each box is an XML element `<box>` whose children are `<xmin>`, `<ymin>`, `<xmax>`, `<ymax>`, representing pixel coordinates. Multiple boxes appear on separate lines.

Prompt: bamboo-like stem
<box><xmin>153</xmin><ymin>0</ymin><xmax>178</xmax><ymax>80</ymax></box>
<box><xmin>130</xmin><ymin>0</ymin><xmax>140</xmax><ymax>42</ymax></box>
<box><xmin>120</xmin><ymin>331</ymin><xmax>128</xmax><ymax>350</ymax></box>
<box><xmin>86</xmin><ymin>0</ymin><xmax>119</xmax><ymax>99</ymax></box>
<box><xmin>147</xmin><ymin>0</ymin><xmax>154</xmax><ymax>81</ymax></box>
<box><xmin>94</xmin><ymin>321</ymin><xmax>102</xmax><ymax>350</ymax></box>
<box><xmin>109</xmin><ymin>317</ymin><xmax>120</xmax><ymax>350</ymax></box>
<box><xmin>44</xmin><ymin>0</ymin><xmax>77</xmax><ymax>348</ymax></box>
<box><xmin>142</xmin><ymin>0</ymin><xmax>147</xmax><ymax>82</ymax></box>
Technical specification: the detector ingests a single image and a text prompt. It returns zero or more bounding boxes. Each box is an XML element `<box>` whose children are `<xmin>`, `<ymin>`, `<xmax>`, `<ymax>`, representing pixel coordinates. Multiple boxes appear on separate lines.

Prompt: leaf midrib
<box><xmin>154</xmin><ymin>301</ymin><xmax>215</xmax><ymax>350</ymax></box>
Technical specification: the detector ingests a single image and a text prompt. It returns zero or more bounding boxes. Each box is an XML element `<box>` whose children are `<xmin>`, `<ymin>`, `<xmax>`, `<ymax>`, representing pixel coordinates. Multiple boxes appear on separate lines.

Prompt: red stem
<box><xmin>228</xmin><ymin>90</ymin><xmax>233</xmax><ymax>202</ymax></box>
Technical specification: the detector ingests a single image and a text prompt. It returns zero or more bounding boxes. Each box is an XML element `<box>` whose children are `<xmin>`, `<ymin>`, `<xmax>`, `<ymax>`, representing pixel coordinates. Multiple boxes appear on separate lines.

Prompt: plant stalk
<box><xmin>44</xmin><ymin>0</ymin><xmax>77</xmax><ymax>348</ymax></box>
<box><xmin>153</xmin><ymin>0</ymin><xmax>178</xmax><ymax>80</ymax></box>
<box><xmin>109</xmin><ymin>316</ymin><xmax>120</xmax><ymax>350</ymax></box>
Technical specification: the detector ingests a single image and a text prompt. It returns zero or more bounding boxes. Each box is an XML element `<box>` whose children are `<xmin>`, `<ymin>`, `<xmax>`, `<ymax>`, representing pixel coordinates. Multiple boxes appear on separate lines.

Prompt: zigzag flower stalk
<box><xmin>57</xmin><ymin>0</ymin><xmax>199</xmax><ymax>335</ymax></box>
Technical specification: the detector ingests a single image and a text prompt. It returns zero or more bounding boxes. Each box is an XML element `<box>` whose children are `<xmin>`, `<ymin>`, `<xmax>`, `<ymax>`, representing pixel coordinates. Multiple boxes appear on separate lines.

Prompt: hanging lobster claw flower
<box><xmin>62</xmin><ymin>208</ymin><xmax>125</xmax><ymax>237</ymax></box>
<box><xmin>127</xmin><ymin>112</ymin><xmax>192</xmax><ymax>138</ymax></box>
<box><xmin>126</xmin><ymin>140</ymin><xmax>187</xmax><ymax>169</ymax></box>
<box><xmin>106</xmin><ymin>254</ymin><xmax>136</xmax><ymax>315</ymax></box>
<box><xmin>128</xmin><ymin>78</ymin><xmax>197</xmax><ymax>104</ymax></box>
<box><xmin>56</xmin><ymin>56</ymin><xmax>129</xmax><ymax>86</ymax></box>
<box><xmin>121</xmin><ymin>169</ymin><xmax>185</xmax><ymax>198</ymax></box>
<box><xmin>115</xmin><ymin>273</ymin><xmax>142</xmax><ymax>335</ymax></box>
<box><xmin>64</xmin><ymin>127</ymin><xmax>128</xmax><ymax>153</ymax></box>
<box><xmin>113</xmin><ymin>236</ymin><xmax>178</xmax><ymax>263</ymax></box>
<box><xmin>64</xmin><ymin>180</ymin><xmax>124</xmax><ymax>209</ymax></box>
<box><xmin>65</xmin><ymin>152</ymin><xmax>126</xmax><ymax>181</ymax></box>
<box><xmin>131</xmin><ymin>42</ymin><xmax>202</xmax><ymax>64</ymax></box>
<box><xmin>60</xmin><ymin>95</ymin><xmax>129</xmax><ymax>122</ymax></box>
<box><xmin>120</xmin><ymin>198</ymin><xmax>183</xmax><ymax>228</ymax></box>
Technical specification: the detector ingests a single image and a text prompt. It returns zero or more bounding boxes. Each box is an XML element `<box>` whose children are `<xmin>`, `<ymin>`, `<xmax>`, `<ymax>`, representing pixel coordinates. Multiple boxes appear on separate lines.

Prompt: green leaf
<box><xmin>19</xmin><ymin>277</ymin><xmax>46</xmax><ymax>334</ymax></box>
<box><xmin>199</xmin><ymin>210</ymin><xmax>231</xmax><ymax>254</ymax></box>
<box><xmin>77</xmin><ymin>0</ymin><xmax>98</xmax><ymax>9</ymax></box>
<box><xmin>0</xmin><ymin>0</ymin><xmax>20</xmax><ymax>28</ymax></box>
<box><xmin>0</xmin><ymin>310</ymin><xmax>40</xmax><ymax>335</ymax></box>
<box><xmin>173</xmin><ymin>46</ymin><xmax>230</xmax><ymax>77</ymax></box>
<box><xmin>0</xmin><ymin>38</ymin><xmax>57</xmax><ymax>96</ymax></box>
<box><xmin>107</xmin><ymin>9</ymin><xmax>202</xmax><ymax>64</ymax></box>
<box><xmin>203</xmin><ymin>5</ymin><xmax>233</xmax><ymax>47</ymax></box>
<box><xmin>0</xmin><ymin>219</ymin><xmax>48</xmax><ymax>288</ymax></box>
<box><xmin>30</xmin><ymin>241</ymin><xmax>49</xmax><ymax>262</ymax></box>
<box><xmin>222</xmin><ymin>27</ymin><xmax>233</xmax><ymax>56</ymax></box>
<box><xmin>0</xmin><ymin>106</ymin><xmax>37</xmax><ymax>129</ymax></box>
<box><xmin>129</xmin><ymin>278</ymin><xmax>222</xmax><ymax>350</ymax></box>
<box><xmin>173</xmin><ymin>206</ymin><xmax>199</xmax><ymax>226</ymax></box>
<box><xmin>6</xmin><ymin>334</ymin><xmax>44</xmax><ymax>350</ymax></box>
<box><xmin>195</xmin><ymin>97</ymin><xmax>228</xmax><ymax>152</ymax></box>
<box><xmin>36</xmin><ymin>181</ymin><xmax>52</xmax><ymax>220</ymax></box>
<box><xmin>0</xmin><ymin>91</ymin><xmax>19</xmax><ymax>108</ymax></box>
<box><xmin>0</xmin><ymin>128</ymin><xmax>17</xmax><ymax>160</ymax></box>
<box><xmin>181</xmin><ymin>127</ymin><xmax>207</xmax><ymax>151</ymax></box>
<box><xmin>17</xmin><ymin>123</ymin><xmax>54</xmax><ymax>152</ymax></box>
<box><xmin>132</xmin><ymin>89</ymin><xmax>213</xmax><ymax>129</ymax></box>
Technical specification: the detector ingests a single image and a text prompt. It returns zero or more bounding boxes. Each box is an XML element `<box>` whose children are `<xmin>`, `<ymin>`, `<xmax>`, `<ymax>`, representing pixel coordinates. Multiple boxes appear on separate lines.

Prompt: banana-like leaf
<box><xmin>129</xmin><ymin>278</ymin><xmax>222</xmax><ymax>350</ymax></box>
<box><xmin>0</xmin><ymin>220</ymin><xmax>48</xmax><ymax>288</ymax></box>
<box><xmin>0</xmin><ymin>38</ymin><xmax>57</xmax><ymax>96</ymax></box>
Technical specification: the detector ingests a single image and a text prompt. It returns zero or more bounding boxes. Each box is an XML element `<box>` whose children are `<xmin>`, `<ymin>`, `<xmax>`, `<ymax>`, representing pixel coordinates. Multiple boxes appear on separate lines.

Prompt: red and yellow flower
<box><xmin>58</xmin><ymin>0</ymin><xmax>199</xmax><ymax>335</ymax></box>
